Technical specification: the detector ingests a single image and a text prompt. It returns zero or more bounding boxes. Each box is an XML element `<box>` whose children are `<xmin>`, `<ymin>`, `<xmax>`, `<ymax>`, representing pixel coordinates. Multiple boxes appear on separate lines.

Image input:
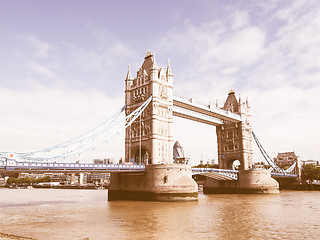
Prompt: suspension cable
<box><xmin>252</xmin><ymin>131</ymin><xmax>284</xmax><ymax>173</ymax></box>
<box><xmin>129</xmin><ymin>120</ymin><xmax>131</xmax><ymax>162</ymax></box>
<box><xmin>1</xmin><ymin>96</ymin><xmax>152</xmax><ymax>161</ymax></box>
<box><xmin>139</xmin><ymin>113</ymin><xmax>142</xmax><ymax>165</ymax></box>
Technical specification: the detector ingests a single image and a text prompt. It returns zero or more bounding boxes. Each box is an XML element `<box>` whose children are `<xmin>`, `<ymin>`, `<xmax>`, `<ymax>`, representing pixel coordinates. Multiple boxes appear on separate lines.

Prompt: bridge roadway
<box><xmin>0</xmin><ymin>160</ymin><xmax>297</xmax><ymax>179</ymax></box>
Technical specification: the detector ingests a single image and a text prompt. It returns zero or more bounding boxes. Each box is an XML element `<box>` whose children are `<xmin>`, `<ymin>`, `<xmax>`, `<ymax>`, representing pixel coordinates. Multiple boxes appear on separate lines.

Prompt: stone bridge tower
<box><xmin>109</xmin><ymin>51</ymin><xmax>197</xmax><ymax>201</ymax></box>
<box><xmin>125</xmin><ymin>51</ymin><xmax>173</xmax><ymax>164</ymax></box>
<box><xmin>216</xmin><ymin>90</ymin><xmax>254</xmax><ymax>170</ymax></box>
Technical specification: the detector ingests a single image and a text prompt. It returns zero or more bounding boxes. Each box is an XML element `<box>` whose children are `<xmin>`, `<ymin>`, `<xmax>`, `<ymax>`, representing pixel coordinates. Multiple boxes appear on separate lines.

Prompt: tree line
<box><xmin>6</xmin><ymin>176</ymin><xmax>51</xmax><ymax>185</ymax></box>
<box><xmin>301</xmin><ymin>164</ymin><xmax>320</xmax><ymax>182</ymax></box>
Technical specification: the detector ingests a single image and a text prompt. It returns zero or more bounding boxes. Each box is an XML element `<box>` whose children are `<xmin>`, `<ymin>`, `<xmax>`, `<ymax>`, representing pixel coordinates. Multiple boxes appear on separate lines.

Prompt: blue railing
<box><xmin>0</xmin><ymin>160</ymin><xmax>297</xmax><ymax>178</ymax></box>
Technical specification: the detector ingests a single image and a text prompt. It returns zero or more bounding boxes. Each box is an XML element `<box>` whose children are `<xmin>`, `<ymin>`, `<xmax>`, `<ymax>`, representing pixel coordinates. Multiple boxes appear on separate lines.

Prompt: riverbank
<box><xmin>289</xmin><ymin>183</ymin><xmax>320</xmax><ymax>191</ymax></box>
<box><xmin>0</xmin><ymin>233</ymin><xmax>35</xmax><ymax>240</ymax></box>
<box><xmin>33</xmin><ymin>185</ymin><xmax>104</xmax><ymax>190</ymax></box>
<box><xmin>1</xmin><ymin>185</ymin><xmax>106</xmax><ymax>190</ymax></box>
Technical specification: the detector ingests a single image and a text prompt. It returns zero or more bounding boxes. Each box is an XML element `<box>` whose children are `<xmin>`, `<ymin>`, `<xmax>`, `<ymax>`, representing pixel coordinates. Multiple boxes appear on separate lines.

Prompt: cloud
<box><xmin>230</xmin><ymin>10</ymin><xmax>250</xmax><ymax>31</ymax></box>
<box><xmin>246</xmin><ymin>85</ymin><xmax>320</xmax><ymax>160</ymax></box>
<box><xmin>5</xmin><ymin>28</ymin><xmax>137</xmax><ymax>94</ymax></box>
<box><xmin>20</xmin><ymin>34</ymin><xmax>51</xmax><ymax>58</ymax></box>
<box><xmin>69</xmin><ymin>26</ymin><xmax>136</xmax><ymax>74</ymax></box>
<box><xmin>27</xmin><ymin>61</ymin><xmax>57</xmax><ymax>78</ymax></box>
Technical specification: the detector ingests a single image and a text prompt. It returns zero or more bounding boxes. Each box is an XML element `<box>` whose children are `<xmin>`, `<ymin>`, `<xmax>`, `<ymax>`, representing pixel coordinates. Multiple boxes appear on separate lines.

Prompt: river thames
<box><xmin>0</xmin><ymin>189</ymin><xmax>319</xmax><ymax>240</ymax></box>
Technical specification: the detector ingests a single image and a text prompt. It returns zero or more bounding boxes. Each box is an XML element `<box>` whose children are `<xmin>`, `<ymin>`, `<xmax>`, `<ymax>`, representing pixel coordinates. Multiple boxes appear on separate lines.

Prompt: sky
<box><xmin>0</xmin><ymin>0</ymin><xmax>319</xmax><ymax>165</ymax></box>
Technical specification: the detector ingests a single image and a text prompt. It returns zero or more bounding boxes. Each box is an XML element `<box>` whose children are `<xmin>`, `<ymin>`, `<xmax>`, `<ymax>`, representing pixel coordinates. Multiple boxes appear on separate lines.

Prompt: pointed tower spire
<box><xmin>246</xmin><ymin>97</ymin><xmax>250</xmax><ymax>108</ymax></box>
<box><xmin>125</xmin><ymin>64</ymin><xmax>132</xmax><ymax>81</ymax></box>
<box><xmin>151</xmin><ymin>52</ymin><xmax>158</xmax><ymax>70</ymax></box>
<box><xmin>145</xmin><ymin>49</ymin><xmax>152</xmax><ymax>58</ymax></box>
<box><xmin>238</xmin><ymin>94</ymin><xmax>242</xmax><ymax>114</ymax></box>
<box><xmin>166</xmin><ymin>59</ymin><xmax>173</xmax><ymax>77</ymax></box>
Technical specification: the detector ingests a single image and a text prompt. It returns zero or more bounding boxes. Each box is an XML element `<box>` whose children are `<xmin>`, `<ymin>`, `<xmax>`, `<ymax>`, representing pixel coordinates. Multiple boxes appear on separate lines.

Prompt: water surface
<box><xmin>0</xmin><ymin>189</ymin><xmax>319</xmax><ymax>239</ymax></box>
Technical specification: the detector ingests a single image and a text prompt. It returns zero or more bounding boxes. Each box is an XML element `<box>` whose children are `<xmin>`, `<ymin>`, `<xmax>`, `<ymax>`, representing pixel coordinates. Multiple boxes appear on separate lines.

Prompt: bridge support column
<box><xmin>79</xmin><ymin>173</ymin><xmax>85</xmax><ymax>186</ymax></box>
<box><xmin>70</xmin><ymin>173</ymin><xmax>76</xmax><ymax>185</ymax></box>
<box><xmin>203</xmin><ymin>168</ymin><xmax>279</xmax><ymax>194</ymax></box>
<box><xmin>108</xmin><ymin>164</ymin><xmax>197</xmax><ymax>201</ymax></box>
<box><xmin>237</xmin><ymin>169</ymin><xmax>279</xmax><ymax>193</ymax></box>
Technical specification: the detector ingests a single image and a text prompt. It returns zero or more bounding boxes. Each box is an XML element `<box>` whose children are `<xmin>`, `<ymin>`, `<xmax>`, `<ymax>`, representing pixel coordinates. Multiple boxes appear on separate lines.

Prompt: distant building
<box><xmin>93</xmin><ymin>158</ymin><xmax>114</xmax><ymax>164</ymax></box>
<box><xmin>301</xmin><ymin>160</ymin><xmax>319</xmax><ymax>166</ymax></box>
<box><xmin>87</xmin><ymin>173</ymin><xmax>110</xmax><ymax>185</ymax></box>
<box><xmin>173</xmin><ymin>141</ymin><xmax>188</xmax><ymax>164</ymax></box>
<box><xmin>273</xmin><ymin>152</ymin><xmax>299</xmax><ymax>168</ymax></box>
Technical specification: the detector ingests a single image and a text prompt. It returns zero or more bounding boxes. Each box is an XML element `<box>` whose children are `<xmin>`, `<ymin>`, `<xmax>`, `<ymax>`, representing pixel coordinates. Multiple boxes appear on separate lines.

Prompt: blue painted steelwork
<box><xmin>270</xmin><ymin>172</ymin><xmax>297</xmax><ymax>178</ymax></box>
<box><xmin>0</xmin><ymin>159</ymin><xmax>145</xmax><ymax>172</ymax></box>
<box><xmin>0</xmin><ymin>159</ymin><xmax>297</xmax><ymax>178</ymax></box>
<box><xmin>192</xmin><ymin>168</ymin><xmax>238</xmax><ymax>180</ymax></box>
<box><xmin>252</xmin><ymin>131</ymin><xmax>298</xmax><ymax>175</ymax></box>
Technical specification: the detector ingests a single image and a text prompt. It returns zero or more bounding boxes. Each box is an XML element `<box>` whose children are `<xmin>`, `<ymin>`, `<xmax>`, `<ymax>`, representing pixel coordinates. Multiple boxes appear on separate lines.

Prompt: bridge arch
<box><xmin>133</xmin><ymin>148</ymin><xmax>151</xmax><ymax>165</ymax></box>
<box><xmin>229</xmin><ymin>159</ymin><xmax>241</xmax><ymax>170</ymax></box>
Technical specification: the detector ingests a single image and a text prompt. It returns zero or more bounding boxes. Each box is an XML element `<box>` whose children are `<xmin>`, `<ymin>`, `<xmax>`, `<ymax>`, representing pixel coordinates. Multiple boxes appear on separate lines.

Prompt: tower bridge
<box><xmin>0</xmin><ymin>51</ymin><xmax>299</xmax><ymax>201</ymax></box>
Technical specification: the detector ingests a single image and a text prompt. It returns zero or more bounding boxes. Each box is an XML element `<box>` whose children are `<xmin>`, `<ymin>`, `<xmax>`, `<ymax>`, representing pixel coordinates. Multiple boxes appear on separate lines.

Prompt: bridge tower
<box><xmin>109</xmin><ymin>51</ymin><xmax>197</xmax><ymax>201</ymax></box>
<box><xmin>125</xmin><ymin>50</ymin><xmax>173</xmax><ymax>164</ymax></box>
<box><xmin>216</xmin><ymin>90</ymin><xmax>254</xmax><ymax>171</ymax></box>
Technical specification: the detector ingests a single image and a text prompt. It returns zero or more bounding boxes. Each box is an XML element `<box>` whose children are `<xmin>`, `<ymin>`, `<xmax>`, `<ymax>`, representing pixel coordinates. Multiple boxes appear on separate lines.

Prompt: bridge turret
<box><xmin>222</xmin><ymin>89</ymin><xmax>239</xmax><ymax>113</ymax></box>
<box><xmin>166</xmin><ymin>59</ymin><xmax>173</xmax><ymax>85</ymax></box>
<box><xmin>125</xmin><ymin>65</ymin><xmax>133</xmax><ymax>106</ymax></box>
<box><xmin>246</xmin><ymin>97</ymin><xmax>250</xmax><ymax>108</ymax></box>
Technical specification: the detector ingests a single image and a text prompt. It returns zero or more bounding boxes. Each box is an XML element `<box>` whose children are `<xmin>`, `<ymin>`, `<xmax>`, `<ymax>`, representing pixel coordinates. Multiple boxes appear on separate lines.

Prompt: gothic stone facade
<box><xmin>273</xmin><ymin>152</ymin><xmax>299</xmax><ymax>168</ymax></box>
<box><xmin>216</xmin><ymin>90</ymin><xmax>254</xmax><ymax>170</ymax></box>
<box><xmin>125</xmin><ymin>51</ymin><xmax>173</xmax><ymax>164</ymax></box>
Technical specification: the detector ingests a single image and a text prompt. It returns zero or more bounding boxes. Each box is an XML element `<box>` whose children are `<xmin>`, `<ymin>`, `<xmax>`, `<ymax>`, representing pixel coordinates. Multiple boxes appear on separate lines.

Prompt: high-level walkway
<box><xmin>173</xmin><ymin>95</ymin><xmax>241</xmax><ymax>126</ymax></box>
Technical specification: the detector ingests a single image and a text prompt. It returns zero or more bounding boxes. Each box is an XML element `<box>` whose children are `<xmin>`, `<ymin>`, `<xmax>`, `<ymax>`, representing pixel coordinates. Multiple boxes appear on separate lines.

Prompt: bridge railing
<box><xmin>0</xmin><ymin>160</ymin><xmax>146</xmax><ymax>172</ymax></box>
<box><xmin>192</xmin><ymin>168</ymin><xmax>238</xmax><ymax>180</ymax></box>
<box><xmin>0</xmin><ymin>159</ymin><xmax>298</xmax><ymax>179</ymax></box>
<box><xmin>271</xmin><ymin>172</ymin><xmax>298</xmax><ymax>178</ymax></box>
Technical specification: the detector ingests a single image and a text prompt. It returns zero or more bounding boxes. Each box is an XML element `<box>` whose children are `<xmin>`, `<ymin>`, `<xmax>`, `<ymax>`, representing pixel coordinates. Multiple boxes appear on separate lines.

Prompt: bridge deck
<box><xmin>0</xmin><ymin>160</ymin><xmax>297</xmax><ymax>178</ymax></box>
<box><xmin>195</xmin><ymin>172</ymin><xmax>236</xmax><ymax>181</ymax></box>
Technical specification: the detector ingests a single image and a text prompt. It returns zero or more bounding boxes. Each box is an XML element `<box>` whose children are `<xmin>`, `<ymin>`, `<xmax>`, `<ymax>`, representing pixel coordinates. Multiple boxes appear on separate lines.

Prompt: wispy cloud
<box><xmin>19</xmin><ymin>34</ymin><xmax>52</xmax><ymax>58</ymax></box>
<box><xmin>27</xmin><ymin>60</ymin><xmax>57</xmax><ymax>78</ymax></box>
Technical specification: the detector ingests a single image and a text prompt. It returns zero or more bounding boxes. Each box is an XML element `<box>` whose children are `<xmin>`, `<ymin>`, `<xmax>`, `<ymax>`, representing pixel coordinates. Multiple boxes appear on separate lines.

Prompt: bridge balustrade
<box><xmin>0</xmin><ymin>159</ymin><xmax>297</xmax><ymax>179</ymax></box>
